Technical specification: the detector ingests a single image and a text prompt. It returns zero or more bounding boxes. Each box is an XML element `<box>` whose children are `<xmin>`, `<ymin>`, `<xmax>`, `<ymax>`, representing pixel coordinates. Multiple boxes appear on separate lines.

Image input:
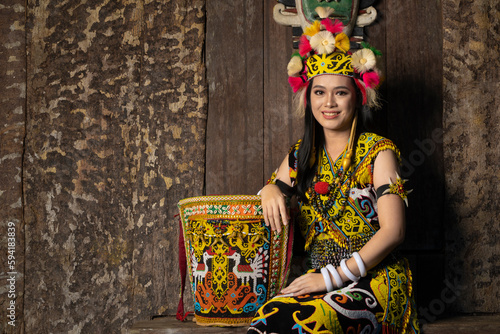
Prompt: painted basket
<box><xmin>177</xmin><ymin>195</ymin><xmax>293</xmax><ymax>327</ymax></box>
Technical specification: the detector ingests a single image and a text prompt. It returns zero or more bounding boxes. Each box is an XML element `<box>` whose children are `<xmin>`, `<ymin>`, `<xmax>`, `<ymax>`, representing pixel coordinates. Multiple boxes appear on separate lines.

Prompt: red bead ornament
<box><xmin>314</xmin><ymin>181</ymin><xmax>330</xmax><ymax>195</ymax></box>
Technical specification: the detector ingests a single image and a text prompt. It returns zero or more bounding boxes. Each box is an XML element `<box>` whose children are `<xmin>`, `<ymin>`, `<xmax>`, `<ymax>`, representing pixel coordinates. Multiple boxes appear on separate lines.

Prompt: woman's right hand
<box><xmin>261</xmin><ymin>184</ymin><xmax>289</xmax><ymax>233</ymax></box>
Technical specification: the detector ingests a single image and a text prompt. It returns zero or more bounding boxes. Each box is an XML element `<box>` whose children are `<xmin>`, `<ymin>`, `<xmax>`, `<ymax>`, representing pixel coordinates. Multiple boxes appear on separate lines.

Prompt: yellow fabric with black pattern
<box><xmin>300</xmin><ymin>133</ymin><xmax>400</xmax><ymax>251</ymax></box>
<box><xmin>306</xmin><ymin>52</ymin><xmax>354</xmax><ymax>79</ymax></box>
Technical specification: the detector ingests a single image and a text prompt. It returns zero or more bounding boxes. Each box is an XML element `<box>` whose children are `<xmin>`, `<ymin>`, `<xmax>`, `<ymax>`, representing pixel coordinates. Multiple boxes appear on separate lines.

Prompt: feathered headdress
<box><xmin>287</xmin><ymin>18</ymin><xmax>382</xmax><ymax>108</ymax></box>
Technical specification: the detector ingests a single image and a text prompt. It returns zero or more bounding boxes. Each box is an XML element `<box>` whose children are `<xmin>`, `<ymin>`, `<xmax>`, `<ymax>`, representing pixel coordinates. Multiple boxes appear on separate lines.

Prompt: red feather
<box><xmin>288</xmin><ymin>76</ymin><xmax>308</xmax><ymax>93</ymax></box>
<box><xmin>299</xmin><ymin>35</ymin><xmax>312</xmax><ymax>57</ymax></box>
<box><xmin>321</xmin><ymin>18</ymin><xmax>343</xmax><ymax>34</ymax></box>
<box><xmin>354</xmin><ymin>79</ymin><xmax>367</xmax><ymax>105</ymax></box>
<box><xmin>362</xmin><ymin>71</ymin><xmax>380</xmax><ymax>89</ymax></box>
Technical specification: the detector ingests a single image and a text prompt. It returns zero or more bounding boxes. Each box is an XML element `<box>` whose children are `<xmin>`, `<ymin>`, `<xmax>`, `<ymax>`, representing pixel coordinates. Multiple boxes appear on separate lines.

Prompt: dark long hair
<box><xmin>295</xmin><ymin>78</ymin><xmax>373</xmax><ymax>202</ymax></box>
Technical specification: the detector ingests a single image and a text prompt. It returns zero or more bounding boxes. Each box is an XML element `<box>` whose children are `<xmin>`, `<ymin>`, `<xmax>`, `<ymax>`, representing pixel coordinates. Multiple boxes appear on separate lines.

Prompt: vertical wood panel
<box><xmin>364</xmin><ymin>1</ymin><xmax>387</xmax><ymax>135</ymax></box>
<box><xmin>134</xmin><ymin>0</ymin><xmax>206</xmax><ymax>319</ymax></box>
<box><xmin>383</xmin><ymin>0</ymin><xmax>444</xmax><ymax>251</ymax></box>
<box><xmin>263</xmin><ymin>1</ymin><xmax>302</xmax><ymax>180</ymax></box>
<box><xmin>205</xmin><ymin>1</ymin><xmax>265</xmax><ymax>195</ymax></box>
<box><xmin>370</xmin><ymin>0</ymin><xmax>444</xmax><ymax>311</ymax></box>
<box><xmin>442</xmin><ymin>0</ymin><xmax>500</xmax><ymax>313</ymax></box>
<box><xmin>22</xmin><ymin>0</ymin><xmax>207</xmax><ymax>332</ymax></box>
<box><xmin>24</xmin><ymin>1</ymin><xmax>143</xmax><ymax>331</ymax></box>
<box><xmin>0</xmin><ymin>1</ymin><xmax>26</xmax><ymax>333</ymax></box>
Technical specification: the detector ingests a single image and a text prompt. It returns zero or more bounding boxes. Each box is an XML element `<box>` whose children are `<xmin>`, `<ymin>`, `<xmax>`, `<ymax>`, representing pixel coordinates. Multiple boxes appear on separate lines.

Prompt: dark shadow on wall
<box><xmin>375</xmin><ymin>70</ymin><xmax>448</xmax><ymax>324</ymax></box>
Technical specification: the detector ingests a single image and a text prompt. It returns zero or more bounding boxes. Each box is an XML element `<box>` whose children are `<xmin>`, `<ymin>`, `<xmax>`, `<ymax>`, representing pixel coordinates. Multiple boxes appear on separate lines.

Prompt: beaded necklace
<box><xmin>306</xmin><ymin>148</ymin><xmax>353</xmax><ymax>226</ymax></box>
<box><xmin>306</xmin><ymin>114</ymin><xmax>358</xmax><ymax>229</ymax></box>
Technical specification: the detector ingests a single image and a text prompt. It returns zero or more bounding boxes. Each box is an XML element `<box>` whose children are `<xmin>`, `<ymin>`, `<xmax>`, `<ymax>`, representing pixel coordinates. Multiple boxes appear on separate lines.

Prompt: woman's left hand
<box><xmin>280</xmin><ymin>273</ymin><xmax>326</xmax><ymax>296</ymax></box>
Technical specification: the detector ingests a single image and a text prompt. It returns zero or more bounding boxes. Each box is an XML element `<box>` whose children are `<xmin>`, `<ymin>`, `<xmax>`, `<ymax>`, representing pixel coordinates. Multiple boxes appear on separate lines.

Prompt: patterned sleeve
<box><xmin>266</xmin><ymin>140</ymin><xmax>301</xmax><ymax>187</ymax></box>
<box><xmin>353</xmin><ymin>134</ymin><xmax>401</xmax><ymax>187</ymax></box>
<box><xmin>287</xmin><ymin>140</ymin><xmax>301</xmax><ymax>186</ymax></box>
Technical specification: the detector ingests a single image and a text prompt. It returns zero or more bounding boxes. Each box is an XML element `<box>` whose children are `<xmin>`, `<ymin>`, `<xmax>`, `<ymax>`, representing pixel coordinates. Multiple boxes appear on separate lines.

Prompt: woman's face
<box><xmin>310</xmin><ymin>75</ymin><xmax>357</xmax><ymax>135</ymax></box>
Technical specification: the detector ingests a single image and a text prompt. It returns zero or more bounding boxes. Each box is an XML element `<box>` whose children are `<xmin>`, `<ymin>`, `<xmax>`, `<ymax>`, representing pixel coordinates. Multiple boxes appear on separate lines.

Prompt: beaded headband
<box><xmin>287</xmin><ymin>18</ymin><xmax>382</xmax><ymax>108</ymax></box>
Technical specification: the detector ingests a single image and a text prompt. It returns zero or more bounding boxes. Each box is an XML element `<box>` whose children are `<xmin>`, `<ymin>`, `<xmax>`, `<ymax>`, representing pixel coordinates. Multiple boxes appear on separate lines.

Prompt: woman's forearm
<box><xmin>335</xmin><ymin>193</ymin><xmax>406</xmax><ymax>282</ymax></box>
<box><xmin>333</xmin><ymin>225</ymin><xmax>404</xmax><ymax>283</ymax></box>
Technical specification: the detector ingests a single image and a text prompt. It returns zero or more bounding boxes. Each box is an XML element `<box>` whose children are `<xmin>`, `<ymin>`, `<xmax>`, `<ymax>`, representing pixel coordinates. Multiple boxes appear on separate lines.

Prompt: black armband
<box><xmin>375</xmin><ymin>174</ymin><xmax>412</xmax><ymax>206</ymax></box>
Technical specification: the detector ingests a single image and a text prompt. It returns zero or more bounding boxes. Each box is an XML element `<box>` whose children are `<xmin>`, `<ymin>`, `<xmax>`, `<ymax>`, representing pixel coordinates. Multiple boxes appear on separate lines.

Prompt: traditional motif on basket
<box><xmin>178</xmin><ymin>195</ymin><xmax>293</xmax><ymax>327</ymax></box>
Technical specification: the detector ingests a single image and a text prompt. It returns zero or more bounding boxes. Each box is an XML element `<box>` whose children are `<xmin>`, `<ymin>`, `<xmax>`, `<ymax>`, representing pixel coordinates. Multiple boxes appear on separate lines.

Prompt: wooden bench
<box><xmin>421</xmin><ymin>315</ymin><xmax>500</xmax><ymax>333</ymax></box>
<box><xmin>128</xmin><ymin>315</ymin><xmax>500</xmax><ymax>333</ymax></box>
<box><xmin>128</xmin><ymin>316</ymin><xmax>248</xmax><ymax>334</ymax></box>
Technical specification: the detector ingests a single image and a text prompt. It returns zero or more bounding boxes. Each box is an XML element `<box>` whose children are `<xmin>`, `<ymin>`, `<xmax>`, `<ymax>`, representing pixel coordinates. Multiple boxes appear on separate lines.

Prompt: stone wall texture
<box><xmin>443</xmin><ymin>0</ymin><xmax>500</xmax><ymax>313</ymax></box>
<box><xmin>1</xmin><ymin>0</ymin><xmax>207</xmax><ymax>333</ymax></box>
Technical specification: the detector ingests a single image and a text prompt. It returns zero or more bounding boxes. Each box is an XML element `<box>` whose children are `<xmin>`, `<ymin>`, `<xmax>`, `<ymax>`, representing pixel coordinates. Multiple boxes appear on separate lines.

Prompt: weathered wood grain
<box><xmin>442</xmin><ymin>0</ymin><xmax>500</xmax><ymax>313</ymax></box>
<box><xmin>369</xmin><ymin>0</ymin><xmax>445</xmax><ymax>312</ymax></box>
<box><xmin>0</xmin><ymin>1</ymin><xmax>26</xmax><ymax>333</ymax></box>
<box><xmin>422</xmin><ymin>315</ymin><xmax>500</xmax><ymax>334</ymax></box>
<box><xmin>22</xmin><ymin>0</ymin><xmax>207</xmax><ymax>333</ymax></box>
<box><xmin>263</xmin><ymin>1</ymin><xmax>302</xmax><ymax>181</ymax></box>
<box><xmin>205</xmin><ymin>1</ymin><xmax>265</xmax><ymax>195</ymax></box>
<box><xmin>383</xmin><ymin>0</ymin><xmax>444</xmax><ymax>251</ymax></box>
<box><xmin>128</xmin><ymin>316</ymin><xmax>248</xmax><ymax>334</ymax></box>
<box><xmin>133</xmin><ymin>0</ymin><xmax>206</xmax><ymax>320</ymax></box>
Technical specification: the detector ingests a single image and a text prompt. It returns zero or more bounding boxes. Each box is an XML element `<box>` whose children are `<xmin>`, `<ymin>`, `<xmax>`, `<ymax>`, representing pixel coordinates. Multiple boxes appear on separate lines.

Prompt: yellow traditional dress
<box><xmin>248</xmin><ymin>133</ymin><xmax>420</xmax><ymax>334</ymax></box>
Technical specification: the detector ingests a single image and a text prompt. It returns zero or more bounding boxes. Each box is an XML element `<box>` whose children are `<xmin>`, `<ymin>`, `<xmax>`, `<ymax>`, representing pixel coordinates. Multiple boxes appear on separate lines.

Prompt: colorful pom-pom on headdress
<box><xmin>287</xmin><ymin>18</ymin><xmax>382</xmax><ymax>108</ymax></box>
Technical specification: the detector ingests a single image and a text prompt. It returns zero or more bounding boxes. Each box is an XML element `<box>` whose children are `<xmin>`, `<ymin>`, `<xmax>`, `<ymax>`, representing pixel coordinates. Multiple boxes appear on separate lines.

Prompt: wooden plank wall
<box><xmin>442</xmin><ymin>0</ymin><xmax>500</xmax><ymax>314</ymax></box>
<box><xmin>205</xmin><ymin>0</ymin><xmax>444</xmax><ymax>312</ymax></box>
<box><xmin>0</xmin><ymin>1</ymin><xmax>207</xmax><ymax>333</ymax></box>
<box><xmin>262</xmin><ymin>2</ymin><xmax>303</xmax><ymax>183</ymax></box>
<box><xmin>0</xmin><ymin>1</ymin><xmax>26</xmax><ymax>333</ymax></box>
<box><xmin>369</xmin><ymin>0</ymin><xmax>445</xmax><ymax>313</ymax></box>
<box><xmin>0</xmin><ymin>0</ymin><xmax>452</xmax><ymax>332</ymax></box>
<box><xmin>205</xmin><ymin>1</ymin><xmax>300</xmax><ymax>195</ymax></box>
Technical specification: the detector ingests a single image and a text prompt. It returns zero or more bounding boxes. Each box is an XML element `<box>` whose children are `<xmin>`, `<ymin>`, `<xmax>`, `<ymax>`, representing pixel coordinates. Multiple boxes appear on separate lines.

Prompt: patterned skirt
<box><xmin>247</xmin><ymin>259</ymin><xmax>420</xmax><ymax>334</ymax></box>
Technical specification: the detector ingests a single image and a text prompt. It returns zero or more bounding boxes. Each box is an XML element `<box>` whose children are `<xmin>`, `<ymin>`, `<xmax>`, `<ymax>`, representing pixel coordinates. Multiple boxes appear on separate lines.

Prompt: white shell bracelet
<box><xmin>321</xmin><ymin>267</ymin><xmax>334</xmax><ymax>292</ymax></box>
<box><xmin>326</xmin><ymin>264</ymin><xmax>343</xmax><ymax>289</ymax></box>
<box><xmin>352</xmin><ymin>252</ymin><xmax>367</xmax><ymax>277</ymax></box>
<box><xmin>341</xmin><ymin>258</ymin><xmax>360</xmax><ymax>282</ymax></box>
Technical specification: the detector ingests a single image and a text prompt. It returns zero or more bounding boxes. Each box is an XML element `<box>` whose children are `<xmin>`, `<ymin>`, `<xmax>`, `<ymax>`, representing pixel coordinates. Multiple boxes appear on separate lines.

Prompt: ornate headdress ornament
<box><xmin>287</xmin><ymin>18</ymin><xmax>382</xmax><ymax>108</ymax></box>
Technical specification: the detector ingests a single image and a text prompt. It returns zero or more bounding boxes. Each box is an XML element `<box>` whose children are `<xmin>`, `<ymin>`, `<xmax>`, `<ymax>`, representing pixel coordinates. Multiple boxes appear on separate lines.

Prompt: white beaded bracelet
<box><xmin>341</xmin><ymin>259</ymin><xmax>360</xmax><ymax>282</ymax></box>
<box><xmin>352</xmin><ymin>252</ymin><xmax>367</xmax><ymax>277</ymax></box>
<box><xmin>321</xmin><ymin>267</ymin><xmax>334</xmax><ymax>292</ymax></box>
<box><xmin>326</xmin><ymin>264</ymin><xmax>343</xmax><ymax>289</ymax></box>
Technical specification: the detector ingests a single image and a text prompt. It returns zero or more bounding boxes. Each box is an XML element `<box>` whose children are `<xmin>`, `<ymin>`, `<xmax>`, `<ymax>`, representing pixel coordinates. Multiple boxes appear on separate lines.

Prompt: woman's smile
<box><xmin>321</xmin><ymin>110</ymin><xmax>340</xmax><ymax>119</ymax></box>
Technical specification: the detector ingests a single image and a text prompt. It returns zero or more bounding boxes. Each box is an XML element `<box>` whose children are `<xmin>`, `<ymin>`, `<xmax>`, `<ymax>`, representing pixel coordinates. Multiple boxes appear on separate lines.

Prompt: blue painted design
<box><xmin>357</xmin><ymin>196</ymin><xmax>376</xmax><ymax>219</ymax></box>
<box><xmin>250</xmin><ymin>317</ymin><xmax>268</xmax><ymax>326</ymax></box>
<box><xmin>242</xmin><ymin>285</ymin><xmax>267</xmax><ymax>314</ymax></box>
<box><xmin>243</xmin><ymin>303</ymin><xmax>257</xmax><ymax>313</ymax></box>
<box><xmin>255</xmin><ymin>285</ymin><xmax>267</xmax><ymax>305</ymax></box>
<box><xmin>292</xmin><ymin>323</ymin><xmax>307</xmax><ymax>333</ymax></box>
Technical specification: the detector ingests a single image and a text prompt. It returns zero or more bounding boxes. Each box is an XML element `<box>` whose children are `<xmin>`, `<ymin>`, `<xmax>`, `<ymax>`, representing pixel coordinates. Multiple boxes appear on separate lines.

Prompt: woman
<box><xmin>247</xmin><ymin>18</ymin><xmax>420</xmax><ymax>334</ymax></box>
